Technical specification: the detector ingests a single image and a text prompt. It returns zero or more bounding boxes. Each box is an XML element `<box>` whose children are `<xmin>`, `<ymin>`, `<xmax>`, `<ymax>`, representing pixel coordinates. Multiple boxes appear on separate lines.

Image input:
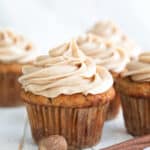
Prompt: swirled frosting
<box><xmin>19</xmin><ymin>40</ymin><xmax>113</xmax><ymax>98</ymax></box>
<box><xmin>0</xmin><ymin>28</ymin><xmax>35</xmax><ymax>63</ymax></box>
<box><xmin>77</xmin><ymin>34</ymin><xmax>129</xmax><ymax>73</ymax></box>
<box><xmin>87</xmin><ymin>20</ymin><xmax>141</xmax><ymax>58</ymax></box>
<box><xmin>123</xmin><ymin>52</ymin><xmax>150</xmax><ymax>82</ymax></box>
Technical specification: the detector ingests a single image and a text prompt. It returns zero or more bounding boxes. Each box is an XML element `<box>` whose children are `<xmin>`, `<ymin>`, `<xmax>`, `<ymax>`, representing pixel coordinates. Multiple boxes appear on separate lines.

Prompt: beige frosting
<box><xmin>88</xmin><ymin>20</ymin><xmax>141</xmax><ymax>58</ymax></box>
<box><xmin>0</xmin><ymin>28</ymin><xmax>35</xmax><ymax>63</ymax></box>
<box><xmin>19</xmin><ymin>40</ymin><xmax>113</xmax><ymax>98</ymax></box>
<box><xmin>77</xmin><ymin>34</ymin><xmax>129</xmax><ymax>73</ymax></box>
<box><xmin>123</xmin><ymin>52</ymin><xmax>150</xmax><ymax>82</ymax></box>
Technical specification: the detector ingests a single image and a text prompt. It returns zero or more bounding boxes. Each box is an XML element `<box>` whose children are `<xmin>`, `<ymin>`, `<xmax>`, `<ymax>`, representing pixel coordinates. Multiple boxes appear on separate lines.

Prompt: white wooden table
<box><xmin>0</xmin><ymin>107</ymin><xmax>136</xmax><ymax>150</ymax></box>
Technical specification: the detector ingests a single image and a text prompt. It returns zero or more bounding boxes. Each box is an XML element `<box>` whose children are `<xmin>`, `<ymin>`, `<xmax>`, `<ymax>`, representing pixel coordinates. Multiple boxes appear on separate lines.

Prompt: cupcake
<box><xmin>0</xmin><ymin>28</ymin><xmax>35</xmax><ymax>106</ymax></box>
<box><xmin>87</xmin><ymin>20</ymin><xmax>141</xmax><ymax>59</ymax></box>
<box><xmin>77</xmin><ymin>34</ymin><xmax>129</xmax><ymax>120</ymax></box>
<box><xmin>116</xmin><ymin>52</ymin><xmax>150</xmax><ymax>136</ymax></box>
<box><xmin>19</xmin><ymin>40</ymin><xmax>115</xmax><ymax>148</ymax></box>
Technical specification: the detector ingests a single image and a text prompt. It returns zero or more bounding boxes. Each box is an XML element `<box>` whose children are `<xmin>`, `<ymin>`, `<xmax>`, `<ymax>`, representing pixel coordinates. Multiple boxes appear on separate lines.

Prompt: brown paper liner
<box><xmin>106</xmin><ymin>81</ymin><xmax>121</xmax><ymax>120</ymax></box>
<box><xmin>24</xmin><ymin>100</ymin><xmax>109</xmax><ymax>148</ymax></box>
<box><xmin>120</xmin><ymin>94</ymin><xmax>150</xmax><ymax>136</ymax></box>
<box><xmin>106</xmin><ymin>93</ymin><xmax>120</xmax><ymax>120</ymax></box>
<box><xmin>0</xmin><ymin>72</ymin><xmax>23</xmax><ymax>107</ymax></box>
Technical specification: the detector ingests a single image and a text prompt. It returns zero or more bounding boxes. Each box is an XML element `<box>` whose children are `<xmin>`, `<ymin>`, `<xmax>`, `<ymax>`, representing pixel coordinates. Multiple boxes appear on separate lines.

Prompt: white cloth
<box><xmin>0</xmin><ymin>107</ymin><xmax>133</xmax><ymax>150</ymax></box>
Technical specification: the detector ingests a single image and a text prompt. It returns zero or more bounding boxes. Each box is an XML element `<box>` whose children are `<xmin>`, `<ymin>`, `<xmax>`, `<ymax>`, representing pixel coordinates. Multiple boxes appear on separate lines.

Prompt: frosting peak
<box><xmin>0</xmin><ymin>28</ymin><xmax>35</xmax><ymax>63</ymax></box>
<box><xmin>123</xmin><ymin>52</ymin><xmax>150</xmax><ymax>82</ymax></box>
<box><xmin>62</xmin><ymin>39</ymin><xmax>86</xmax><ymax>61</ymax></box>
<box><xmin>19</xmin><ymin>40</ymin><xmax>113</xmax><ymax>98</ymax></box>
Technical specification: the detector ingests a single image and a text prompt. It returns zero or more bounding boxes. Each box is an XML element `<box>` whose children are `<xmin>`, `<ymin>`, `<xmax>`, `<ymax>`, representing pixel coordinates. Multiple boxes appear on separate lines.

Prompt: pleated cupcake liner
<box><xmin>105</xmin><ymin>81</ymin><xmax>121</xmax><ymax>120</ymax></box>
<box><xmin>24</xmin><ymin>100</ymin><xmax>109</xmax><ymax>148</ymax></box>
<box><xmin>120</xmin><ymin>94</ymin><xmax>150</xmax><ymax>136</ymax></box>
<box><xmin>0</xmin><ymin>72</ymin><xmax>23</xmax><ymax>107</ymax></box>
<box><xmin>106</xmin><ymin>92</ymin><xmax>121</xmax><ymax>120</ymax></box>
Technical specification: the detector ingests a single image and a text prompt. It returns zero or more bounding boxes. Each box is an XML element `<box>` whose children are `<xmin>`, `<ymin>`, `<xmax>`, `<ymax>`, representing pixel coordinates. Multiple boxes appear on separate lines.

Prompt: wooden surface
<box><xmin>0</xmin><ymin>107</ymin><xmax>134</xmax><ymax>150</ymax></box>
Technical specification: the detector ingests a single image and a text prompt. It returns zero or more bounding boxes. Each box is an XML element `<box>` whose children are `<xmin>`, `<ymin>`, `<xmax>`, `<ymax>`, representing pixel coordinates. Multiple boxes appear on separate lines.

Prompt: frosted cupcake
<box><xmin>87</xmin><ymin>20</ymin><xmax>141</xmax><ymax>59</ymax></box>
<box><xmin>19</xmin><ymin>40</ymin><xmax>115</xmax><ymax>148</ymax></box>
<box><xmin>116</xmin><ymin>52</ymin><xmax>150</xmax><ymax>136</ymax></box>
<box><xmin>0</xmin><ymin>28</ymin><xmax>36</xmax><ymax>106</ymax></box>
<box><xmin>77</xmin><ymin>34</ymin><xmax>129</xmax><ymax>120</ymax></box>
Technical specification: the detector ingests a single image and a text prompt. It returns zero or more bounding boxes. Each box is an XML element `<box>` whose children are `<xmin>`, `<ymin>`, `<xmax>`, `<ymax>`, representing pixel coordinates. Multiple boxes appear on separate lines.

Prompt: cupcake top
<box><xmin>0</xmin><ymin>28</ymin><xmax>35</xmax><ymax>64</ymax></box>
<box><xmin>77</xmin><ymin>34</ymin><xmax>129</xmax><ymax>73</ymax></box>
<box><xmin>87</xmin><ymin>20</ymin><xmax>140</xmax><ymax>58</ymax></box>
<box><xmin>123</xmin><ymin>52</ymin><xmax>150</xmax><ymax>82</ymax></box>
<box><xmin>19</xmin><ymin>40</ymin><xmax>113</xmax><ymax>98</ymax></box>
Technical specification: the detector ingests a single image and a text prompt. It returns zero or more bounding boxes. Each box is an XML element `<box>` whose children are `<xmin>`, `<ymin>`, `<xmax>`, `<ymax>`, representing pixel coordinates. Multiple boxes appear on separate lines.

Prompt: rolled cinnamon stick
<box><xmin>101</xmin><ymin>134</ymin><xmax>150</xmax><ymax>150</ymax></box>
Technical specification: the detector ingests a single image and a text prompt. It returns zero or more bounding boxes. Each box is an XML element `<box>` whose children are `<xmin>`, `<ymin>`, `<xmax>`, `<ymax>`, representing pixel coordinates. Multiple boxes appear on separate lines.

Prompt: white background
<box><xmin>0</xmin><ymin>0</ymin><xmax>150</xmax><ymax>50</ymax></box>
<box><xmin>0</xmin><ymin>0</ymin><xmax>150</xmax><ymax>149</ymax></box>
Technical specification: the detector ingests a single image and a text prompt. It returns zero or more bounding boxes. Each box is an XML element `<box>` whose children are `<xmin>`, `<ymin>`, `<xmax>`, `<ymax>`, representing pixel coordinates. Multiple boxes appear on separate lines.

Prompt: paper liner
<box><xmin>0</xmin><ymin>72</ymin><xmax>22</xmax><ymax>107</ymax></box>
<box><xmin>120</xmin><ymin>94</ymin><xmax>150</xmax><ymax>136</ymax></box>
<box><xmin>106</xmin><ymin>93</ymin><xmax>121</xmax><ymax>120</ymax></box>
<box><xmin>24</xmin><ymin>101</ymin><xmax>109</xmax><ymax>148</ymax></box>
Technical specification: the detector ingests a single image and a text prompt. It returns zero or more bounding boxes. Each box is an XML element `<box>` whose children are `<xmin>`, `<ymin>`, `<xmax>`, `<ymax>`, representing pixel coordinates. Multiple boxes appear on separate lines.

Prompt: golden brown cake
<box><xmin>19</xmin><ymin>40</ymin><xmax>115</xmax><ymax>148</ymax></box>
<box><xmin>0</xmin><ymin>28</ymin><xmax>35</xmax><ymax>106</ymax></box>
<box><xmin>77</xmin><ymin>34</ymin><xmax>129</xmax><ymax>120</ymax></box>
<box><xmin>116</xmin><ymin>52</ymin><xmax>150</xmax><ymax>136</ymax></box>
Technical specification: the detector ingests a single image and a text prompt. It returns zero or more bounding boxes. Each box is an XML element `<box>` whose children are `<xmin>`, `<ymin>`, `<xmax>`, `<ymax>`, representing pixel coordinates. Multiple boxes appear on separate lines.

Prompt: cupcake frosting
<box><xmin>19</xmin><ymin>40</ymin><xmax>113</xmax><ymax>98</ymax></box>
<box><xmin>0</xmin><ymin>28</ymin><xmax>35</xmax><ymax>63</ymax></box>
<box><xmin>123</xmin><ymin>52</ymin><xmax>150</xmax><ymax>82</ymax></box>
<box><xmin>78</xmin><ymin>34</ymin><xmax>129</xmax><ymax>73</ymax></box>
<box><xmin>88</xmin><ymin>20</ymin><xmax>141</xmax><ymax>58</ymax></box>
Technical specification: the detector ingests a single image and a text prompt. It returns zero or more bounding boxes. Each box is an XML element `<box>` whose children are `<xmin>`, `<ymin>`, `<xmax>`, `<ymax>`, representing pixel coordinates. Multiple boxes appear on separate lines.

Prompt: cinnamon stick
<box><xmin>101</xmin><ymin>134</ymin><xmax>150</xmax><ymax>150</ymax></box>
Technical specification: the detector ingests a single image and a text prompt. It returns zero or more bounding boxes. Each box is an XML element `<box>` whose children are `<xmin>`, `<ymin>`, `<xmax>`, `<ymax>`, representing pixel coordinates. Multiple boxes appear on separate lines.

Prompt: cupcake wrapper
<box><xmin>120</xmin><ymin>94</ymin><xmax>150</xmax><ymax>136</ymax></box>
<box><xmin>0</xmin><ymin>72</ymin><xmax>22</xmax><ymax>107</ymax></box>
<box><xmin>25</xmin><ymin>102</ymin><xmax>109</xmax><ymax>148</ymax></box>
<box><xmin>106</xmin><ymin>93</ymin><xmax>121</xmax><ymax>120</ymax></box>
